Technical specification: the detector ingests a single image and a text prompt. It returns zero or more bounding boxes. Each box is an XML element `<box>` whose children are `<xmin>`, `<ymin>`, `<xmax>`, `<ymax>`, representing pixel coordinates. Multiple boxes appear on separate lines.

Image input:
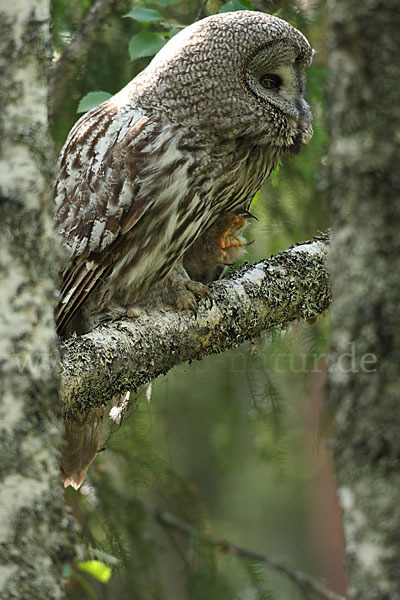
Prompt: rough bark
<box><xmin>59</xmin><ymin>234</ymin><xmax>330</xmax><ymax>417</ymax></box>
<box><xmin>0</xmin><ymin>2</ymin><xmax>73</xmax><ymax>598</ymax></box>
<box><xmin>328</xmin><ymin>1</ymin><xmax>400</xmax><ymax>598</ymax></box>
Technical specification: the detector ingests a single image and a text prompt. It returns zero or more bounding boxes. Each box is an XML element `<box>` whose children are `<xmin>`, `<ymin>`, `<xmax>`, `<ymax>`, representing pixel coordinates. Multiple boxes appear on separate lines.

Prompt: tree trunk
<box><xmin>328</xmin><ymin>0</ymin><xmax>400</xmax><ymax>598</ymax></box>
<box><xmin>0</xmin><ymin>2</ymin><xmax>72</xmax><ymax>598</ymax></box>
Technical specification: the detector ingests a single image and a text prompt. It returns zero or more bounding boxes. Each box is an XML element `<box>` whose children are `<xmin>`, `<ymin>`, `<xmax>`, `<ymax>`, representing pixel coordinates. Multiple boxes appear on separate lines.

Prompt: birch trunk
<box><xmin>328</xmin><ymin>0</ymin><xmax>400</xmax><ymax>597</ymax></box>
<box><xmin>0</xmin><ymin>2</ymin><xmax>72</xmax><ymax>598</ymax></box>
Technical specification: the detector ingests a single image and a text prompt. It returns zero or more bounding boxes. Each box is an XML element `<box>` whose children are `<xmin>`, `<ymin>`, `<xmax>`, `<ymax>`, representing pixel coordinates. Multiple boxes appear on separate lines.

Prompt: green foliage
<box><xmin>129</xmin><ymin>31</ymin><xmax>167</xmax><ymax>59</ymax></box>
<box><xmin>124</xmin><ymin>7</ymin><xmax>165</xmax><ymax>22</ymax></box>
<box><xmin>125</xmin><ymin>5</ymin><xmax>189</xmax><ymax>62</ymax></box>
<box><xmin>219</xmin><ymin>0</ymin><xmax>254</xmax><ymax>12</ymax></box>
<box><xmin>77</xmin><ymin>91</ymin><xmax>112</xmax><ymax>113</ymax></box>
<box><xmin>53</xmin><ymin>1</ymin><xmax>333</xmax><ymax>599</ymax></box>
<box><xmin>186</xmin><ymin>566</ymin><xmax>237</xmax><ymax>600</ymax></box>
<box><xmin>77</xmin><ymin>561</ymin><xmax>112</xmax><ymax>583</ymax></box>
<box><xmin>243</xmin><ymin>560</ymin><xmax>277</xmax><ymax>600</ymax></box>
<box><xmin>151</xmin><ymin>0</ymin><xmax>183</xmax><ymax>5</ymax></box>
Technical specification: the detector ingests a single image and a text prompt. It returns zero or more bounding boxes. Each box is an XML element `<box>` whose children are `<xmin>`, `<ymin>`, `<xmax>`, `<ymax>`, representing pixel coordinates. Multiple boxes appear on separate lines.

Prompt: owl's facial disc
<box><xmin>245</xmin><ymin>44</ymin><xmax>309</xmax><ymax>110</ymax></box>
<box><xmin>243</xmin><ymin>41</ymin><xmax>313</xmax><ymax>149</ymax></box>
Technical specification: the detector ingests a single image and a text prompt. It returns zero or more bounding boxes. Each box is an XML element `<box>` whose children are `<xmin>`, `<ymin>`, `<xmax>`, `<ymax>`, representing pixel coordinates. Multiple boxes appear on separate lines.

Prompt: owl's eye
<box><xmin>260</xmin><ymin>74</ymin><xmax>282</xmax><ymax>90</ymax></box>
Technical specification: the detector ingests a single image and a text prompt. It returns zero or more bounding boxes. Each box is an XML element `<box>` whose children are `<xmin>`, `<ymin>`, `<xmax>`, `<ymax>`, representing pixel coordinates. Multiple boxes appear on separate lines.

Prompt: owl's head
<box><xmin>129</xmin><ymin>11</ymin><xmax>313</xmax><ymax>152</ymax></box>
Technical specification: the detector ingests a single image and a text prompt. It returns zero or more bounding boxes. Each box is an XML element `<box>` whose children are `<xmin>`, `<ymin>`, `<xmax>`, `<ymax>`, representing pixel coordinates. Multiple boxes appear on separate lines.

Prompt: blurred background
<box><xmin>53</xmin><ymin>1</ymin><xmax>346</xmax><ymax>598</ymax></box>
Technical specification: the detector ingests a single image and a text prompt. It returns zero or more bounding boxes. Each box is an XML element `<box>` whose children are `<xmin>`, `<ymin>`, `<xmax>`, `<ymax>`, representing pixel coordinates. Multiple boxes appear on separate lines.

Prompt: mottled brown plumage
<box><xmin>55</xmin><ymin>11</ymin><xmax>313</xmax><ymax>487</ymax></box>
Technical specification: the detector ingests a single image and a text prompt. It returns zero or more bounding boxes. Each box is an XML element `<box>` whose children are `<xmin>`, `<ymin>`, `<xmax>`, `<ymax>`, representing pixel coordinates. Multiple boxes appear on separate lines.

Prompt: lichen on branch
<box><xmin>59</xmin><ymin>232</ymin><xmax>330</xmax><ymax>417</ymax></box>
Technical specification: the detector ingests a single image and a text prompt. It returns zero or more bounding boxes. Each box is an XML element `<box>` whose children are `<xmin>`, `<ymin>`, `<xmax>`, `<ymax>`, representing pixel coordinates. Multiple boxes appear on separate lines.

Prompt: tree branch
<box><xmin>150</xmin><ymin>505</ymin><xmax>345</xmax><ymax>600</ymax></box>
<box><xmin>59</xmin><ymin>233</ymin><xmax>330</xmax><ymax>416</ymax></box>
<box><xmin>49</xmin><ymin>0</ymin><xmax>120</xmax><ymax>123</ymax></box>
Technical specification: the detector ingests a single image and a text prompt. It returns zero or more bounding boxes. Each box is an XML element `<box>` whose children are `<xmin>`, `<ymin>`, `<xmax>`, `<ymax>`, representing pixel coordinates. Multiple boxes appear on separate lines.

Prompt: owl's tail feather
<box><xmin>61</xmin><ymin>406</ymin><xmax>105</xmax><ymax>490</ymax></box>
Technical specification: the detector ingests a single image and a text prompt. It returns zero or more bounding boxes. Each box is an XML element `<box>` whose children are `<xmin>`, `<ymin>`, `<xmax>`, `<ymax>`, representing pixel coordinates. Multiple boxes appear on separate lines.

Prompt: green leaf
<box><xmin>77</xmin><ymin>91</ymin><xmax>112</xmax><ymax>114</ymax></box>
<box><xmin>168</xmin><ymin>27</ymin><xmax>182</xmax><ymax>38</ymax></box>
<box><xmin>77</xmin><ymin>560</ymin><xmax>112</xmax><ymax>583</ymax></box>
<box><xmin>219</xmin><ymin>0</ymin><xmax>253</xmax><ymax>12</ymax></box>
<box><xmin>124</xmin><ymin>7</ymin><xmax>164</xmax><ymax>22</ymax></box>
<box><xmin>129</xmin><ymin>32</ymin><xmax>166</xmax><ymax>60</ymax></box>
<box><xmin>150</xmin><ymin>0</ymin><xmax>182</xmax><ymax>5</ymax></box>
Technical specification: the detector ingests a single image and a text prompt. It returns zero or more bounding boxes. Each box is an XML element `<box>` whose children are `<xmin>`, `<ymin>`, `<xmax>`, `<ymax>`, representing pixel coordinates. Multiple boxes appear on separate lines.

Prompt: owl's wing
<box><xmin>54</xmin><ymin>103</ymin><xmax>155</xmax><ymax>335</ymax></box>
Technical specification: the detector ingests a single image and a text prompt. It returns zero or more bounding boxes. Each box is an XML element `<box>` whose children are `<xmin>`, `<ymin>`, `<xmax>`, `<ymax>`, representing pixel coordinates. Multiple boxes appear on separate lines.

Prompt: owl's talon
<box><xmin>186</xmin><ymin>280</ymin><xmax>211</xmax><ymax>302</ymax></box>
<box><xmin>217</xmin><ymin>211</ymin><xmax>251</xmax><ymax>252</ymax></box>
<box><xmin>239</xmin><ymin>210</ymin><xmax>258</xmax><ymax>221</ymax></box>
<box><xmin>174</xmin><ymin>280</ymin><xmax>210</xmax><ymax>311</ymax></box>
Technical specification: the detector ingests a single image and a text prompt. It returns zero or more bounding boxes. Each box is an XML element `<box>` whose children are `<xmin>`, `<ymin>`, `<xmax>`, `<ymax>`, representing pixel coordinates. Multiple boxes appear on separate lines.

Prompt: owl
<box><xmin>55</xmin><ymin>11</ymin><xmax>313</xmax><ymax>487</ymax></box>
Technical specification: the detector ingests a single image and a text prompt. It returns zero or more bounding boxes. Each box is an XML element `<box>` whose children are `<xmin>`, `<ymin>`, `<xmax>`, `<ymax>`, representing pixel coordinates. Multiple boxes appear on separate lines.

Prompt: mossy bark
<box><xmin>59</xmin><ymin>235</ymin><xmax>331</xmax><ymax>417</ymax></box>
<box><xmin>328</xmin><ymin>1</ymin><xmax>400</xmax><ymax>597</ymax></box>
<box><xmin>0</xmin><ymin>2</ymin><xmax>73</xmax><ymax>598</ymax></box>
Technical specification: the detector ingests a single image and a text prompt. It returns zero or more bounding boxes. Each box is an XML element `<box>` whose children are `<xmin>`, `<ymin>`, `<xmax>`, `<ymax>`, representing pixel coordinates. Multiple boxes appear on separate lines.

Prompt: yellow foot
<box><xmin>217</xmin><ymin>212</ymin><xmax>256</xmax><ymax>255</ymax></box>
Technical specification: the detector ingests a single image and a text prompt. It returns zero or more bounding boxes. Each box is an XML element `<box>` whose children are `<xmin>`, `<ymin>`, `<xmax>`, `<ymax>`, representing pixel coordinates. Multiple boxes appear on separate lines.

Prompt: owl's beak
<box><xmin>297</xmin><ymin>97</ymin><xmax>312</xmax><ymax>121</ymax></box>
<box><xmin>296</xmin><ymin>98</ymin><xmax>313</xmax><ymax>147</ymax></box>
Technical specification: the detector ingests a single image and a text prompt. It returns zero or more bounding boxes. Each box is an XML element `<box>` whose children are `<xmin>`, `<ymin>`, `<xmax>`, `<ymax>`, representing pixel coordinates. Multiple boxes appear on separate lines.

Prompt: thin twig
<box><xmin>195</xmin><ymin>0</ymin><xmax>209</xmax><ymax>21</ymax></box>
<box><xmin>151</xmin><ymin>506</ymin><xmax>346</xmax><ymax>600</ymax></box>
